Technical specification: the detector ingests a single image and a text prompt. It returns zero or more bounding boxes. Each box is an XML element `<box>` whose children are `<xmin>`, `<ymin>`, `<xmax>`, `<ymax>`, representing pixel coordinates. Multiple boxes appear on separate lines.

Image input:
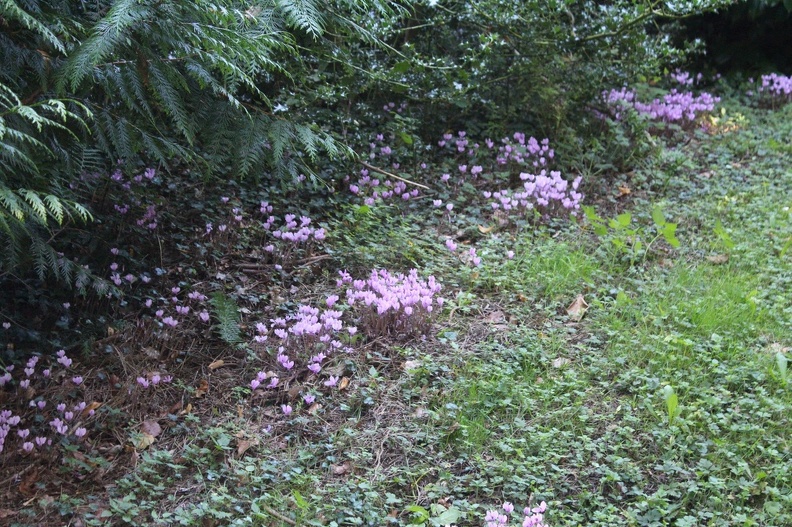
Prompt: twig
<box><xmin>359</xmin><ymin>160</ymin><xmax>430</xmax><ymax>190</ymax></box>
<box><xmin>0</xmin><ymin>464</ymin><xmax>35</xmax><ymax>487</ymax></box>
<box><xmin>263</xmin><ymin>505</ymin><xmax>298</xmax><ymax>525</ymax></box>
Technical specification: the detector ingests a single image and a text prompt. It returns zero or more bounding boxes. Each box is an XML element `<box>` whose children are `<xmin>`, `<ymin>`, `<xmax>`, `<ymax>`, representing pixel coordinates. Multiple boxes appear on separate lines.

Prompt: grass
<box><xmin>3</xmin><ymin>95</ymin><xmax>792</xmax><ymax>527</ymax></box>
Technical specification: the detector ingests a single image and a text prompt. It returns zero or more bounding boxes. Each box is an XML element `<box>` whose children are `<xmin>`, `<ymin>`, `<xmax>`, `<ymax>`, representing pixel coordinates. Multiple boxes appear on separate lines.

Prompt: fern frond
<box><xmin>276</xmin><ymin>0</ymin><xmax>325</xmax><ymax>37</ymax></box>
<box><xmin>210</xmin><ymin>292</ymin><xmax>241</xmax><ymax>344</ymax></box>
<box><xmin>0</xmin><ymin>0</ymin><xmax>65</xmax><ymax>53</ymax></box>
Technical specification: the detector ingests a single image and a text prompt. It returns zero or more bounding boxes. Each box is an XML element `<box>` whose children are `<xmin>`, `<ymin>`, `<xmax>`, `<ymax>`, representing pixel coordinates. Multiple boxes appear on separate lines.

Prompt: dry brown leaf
<box><xmin>338</xmin><ymin>377</ymin><xmax>350</xmax><ymax>391</ymax></box>
<box><xmin>82</xmin><ymin>401</ymin><xmax>102</xmax><ymax>417</ymax></box>
<box><xmin>307</xmin><ymin>403</ymin><xmax>321</xmax><ymax>415</ymax></box>
<box><xmin>178</xmin><ymin>403</ymin><xmax>193</xmax><ymax>415</ymax></box>
<box><xmin>331</xmin><ymin>462</ymin><xmax>351</xmax><ymax>475</ymax></box>
<box><xmin>484</xmin><ymin>310</ymin><xmax>506</xmax><ymax>324</ymax></box>
<box><xmin>477</xmin><ymin>225</ymin><xmax>495</xmax><ymax>234</ymax></box>
<box><xmin>132</xmin><ymin>432</ymin><xmax>156</xmax><ymax>450</ymax></box>
<box><xmin>566</xmin><ymin>294</ymin><xmax>589</xmax><ymax>322</ymax></box>
<box><xmin>141</xmin><ymin>420</ymin><xmax>162</xmax><ymax>437</ymax></box>
<box><xmin>287</xmin><ymin>384</ymin><xmax>302</xmax><ymax>400</ymax></box>
<box><xmin>617</xmin><ymin>184</ymin><xmax>632</xmax><ymax>197</ymax></box>
<box><xmin>707</xmin><ymin>254</ymin><xmax>729</xmax><ymax>265</ymax></box>
<box><xmin>208</xmin><ymin>359</ymin><xmax>225</xmax><ymax>370</ymax></box>
<box><xmin>18</xmin><ymin>470</ymin><xmax>38</xmax><ymax>497</ymax></box>
<box><xmin>236</xmin><ymin>437</ymin><xmax>259</xmax><ymax>457</ymax></box>
<box><xmin>195</xmin><ymin>379</ymin><xmax>209</xmax><ymax>398</ymax></box>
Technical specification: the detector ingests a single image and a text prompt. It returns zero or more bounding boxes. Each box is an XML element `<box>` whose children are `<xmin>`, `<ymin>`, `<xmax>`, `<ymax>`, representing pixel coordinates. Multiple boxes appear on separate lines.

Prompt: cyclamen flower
<box><xmin>281</xmin><ymin>404</ymin><xmax>292</xmax><ymax>416</ymax></box>
<box><xmin>324</xmin><ymin>376</ymin><xmax>339</xmax><ymax>387</ymax></box>
<box><xmin>304</xmin><ymin>394</ymin><xmax>316</xmax><ymax>404</ymax></box>
<box><xmin>433</xmin><ymin>200</ymin><xmax>443</xmax><ymax>207</ymax></box>
<box><xmin>445</xmin><ymin>239</ymin><xmax>457</xmax><ymax>252</ymax></box>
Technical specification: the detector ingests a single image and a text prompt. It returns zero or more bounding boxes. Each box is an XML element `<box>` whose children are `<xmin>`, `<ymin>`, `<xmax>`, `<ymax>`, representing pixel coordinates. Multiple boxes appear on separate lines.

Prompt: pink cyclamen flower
<box><xmin>304</xmin><ymin>394</ymin><xmax>316</xmax><ymax>404</ymax></box>
<box><xmin>281</xmin><ymin>404</ymin><xmax>293</xmax><ymax>416</ymax></box>
<box><xmin>22</xmin><ymin>442</ymin><xmax>34</xmax><ymax>453</ymax></box>
<box><xmin>324</xmin><ymin>376</ymin><xmax>339</xmax><ymax>387</ymax></box>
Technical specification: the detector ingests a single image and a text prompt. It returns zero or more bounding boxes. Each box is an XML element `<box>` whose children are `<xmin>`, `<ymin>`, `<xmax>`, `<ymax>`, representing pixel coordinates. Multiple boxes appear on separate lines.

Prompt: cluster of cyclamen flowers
<box><xmin>249</xmin><ymin>301</ymin><xmax>355</xmax><ymax>410</ymax></box>
<box><xmin>340</xmin><ymin>268</ymin><xmax>443</xmax><ymax>338</ymax></box>
<box><xmin>436</xmin><ymin>131</ymin><xmax>554</xmax><ymax>171</ymax></box>
<box><xmin>758</xmin><ymin>73</ymin><xmax>792</xmax><ymax>103</ymax></box>
<box><xmin>485</xmin><ymin>501</ymin><xmax>549</xmax><ymax>527</ymax></box>
<box><xmin>146</xmin><ymin>285</ymin><xmax>211</xmax><ymax>328</ymax></box>
<box><xmin>670</xmin><ymin>70</ymin><xmax>705</xmax><ymax>87</ymax></box>
<box><xmin>484</xmin><ymin>170</ymin><xmax>583</xmax><ymax>216</ymax></box>
<box><xmin>603</xmin><ymin>87</ymin><xmax>720</xmax><ymax>127</ymax></box>
<box><xmin>0</xmin><ymin>350</ymin><xmax>96</xmax><ymax>455</ymax></box>
<box><xmin>108</xmin><ymin>167</ymin><xmax>160</xmax><ymax>229</ymax></box>
<box><xmin>347</xmin><ymin>169</ymin><xmax>418</xmax><ymax>206</ymax></box>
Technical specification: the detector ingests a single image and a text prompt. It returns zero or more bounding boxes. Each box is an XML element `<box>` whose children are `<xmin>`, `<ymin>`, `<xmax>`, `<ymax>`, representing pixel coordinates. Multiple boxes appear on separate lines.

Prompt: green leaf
<box><xmin>662</xmin><ymin>223</ymin><xmax>680</xmax><ymax>248</ymax></box>
<box><xmin>292</xmin><ymin>490</ymin><xmax>308</xmax><ymax>509</ymax></box>
<box><xmin>776</xmin><ymin>352</ymin><xmax>787</xmax><ymax>385</ymax></box>
<box><xmin>392</xmin><ymin>60</ymin><xmax>411</xmax><ymax>74</ymax></box>
<box><xmin>651</xmin><ymin>205</ymin><xmax>666</xmax><ymax>226</ymax></box>
<box><xmin>713</xmin><ymin>219</ymin><xmax>735</xmax><ymax>250</ymax></box>
<box><xmin>398</xmin><ymin>131</ymin><xmax>414</xmax><ymax>145</ymax></box>
<box><xmin>405</xmin><ymin>505</ymin><xmax>430</xmax><ymax>523</ymax></box>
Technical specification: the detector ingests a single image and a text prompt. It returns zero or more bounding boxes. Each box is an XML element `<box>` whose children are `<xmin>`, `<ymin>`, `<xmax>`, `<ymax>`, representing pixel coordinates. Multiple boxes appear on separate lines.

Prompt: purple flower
<box><xmin>22</xmin><ymin>442</ymin><xmax>34</xmax><ymax>453</ymax></box>
<box><xmin>324</xmin><ymin>376</ymin><xmax>339</xmax><ymax>387</ymax></box>
<box><xmin>304</xmin><ymin>394</ymin><xmax>316</xmax><ymax>404</ymax></box>
<box><xmin>281</xmin><ymin>404</ymin><xmax>293</xmax><ymax>416</ymax></box>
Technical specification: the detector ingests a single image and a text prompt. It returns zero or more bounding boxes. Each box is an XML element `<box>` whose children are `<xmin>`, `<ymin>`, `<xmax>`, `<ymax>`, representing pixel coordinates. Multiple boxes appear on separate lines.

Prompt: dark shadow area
<box><xmin>678</xmin><ymin>0</ymin><xmax>792</xmax><ymax>73</ymax></box>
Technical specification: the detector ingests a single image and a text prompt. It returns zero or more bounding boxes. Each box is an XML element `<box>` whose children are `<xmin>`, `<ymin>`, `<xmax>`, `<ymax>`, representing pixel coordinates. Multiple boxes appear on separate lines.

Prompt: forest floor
<box><xmin>1</xmin><ymin>94</ymin><xmax>791</xmax><ymax>526</ymax></box>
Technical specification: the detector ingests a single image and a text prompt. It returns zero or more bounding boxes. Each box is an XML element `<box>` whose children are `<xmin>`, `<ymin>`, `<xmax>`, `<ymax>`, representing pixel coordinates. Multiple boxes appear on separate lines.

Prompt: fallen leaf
<box><xmin>484</xmin><ymin>310</ymin><xmax>506</xmax><ymax>324</ymax></box>
<box><xmin>0</xmin><ymin>509</ymin><xmax>18</xmax><ymax>519</ymax></box>
<box><xmin>195</xmin><ymin>379</ymin><xmax>209</xmax><ymax>398</ymax></box>
<box><xmin>307</xmin><ymin>403</ymin><xmax>321</xmax><ymax>415</ymax></box>
<box><xmin>141</xmin><ymin>420</ymin><xmax>162</xmax><ymax>437</ymax></box>
<box><xmin>18</xmin><ymin>470</ymin><xmax>39</xmax><ymax>497</ymax></box>
<box><xmin>566</xmin><ymin>294</ymin><xmax>589</xmax><ymax>322</ymax></box>
<box><xmin>167</xmin><ymin>400</ymin><xmax>183</xmax><ymax>415</ymax></box>
<box><xmin>617</xmin><ymin>184</ymin><xmax>631</xmax><ymax>197</ymax></box>
<box><xmin>236</xmin><ymin>437</ymin><xmax>259</xmax><ymax>457</ymax></box>
<box><xmin>338</xmin><ymin>377</ymin><xmax>350</xmax><ymax>390</ymax></box>
<box><xmin>178</xmin><ymin>403</ymin><xmax>193</xmax><ymax>415</ymax></box>
<box><xmin>477</xmin><ymin>225</ymin><xmax>495</xmax><ymax>234</ymax></box>
<box><xmin>331</xmin><ymin>462</ymin><xmax>351</xmax><ymax>475</ymax></box>
<box><xmin>552</xmin><ymin>357</ymin><xmax>571</xmax><ymax>368</ymax></box>
<box><xmin>287</xmin><ymin>384</ymin><xmax>302</xmax><ymax>400</ymax></box>
<box><xmin>413</xmin><ymin>407</ymin><xmax>429</xmax><ymax>418</ymax></box>
<box><xmin>132</xmin><ymin>432</ymin><xmax>156</xmax><ymax>450</ymax></box>
<box><xmin>208</xmin><ymin>359</ymin><xmax>225</xmax><ymax>370</ymax></box>
<box><xmin>82</xmin><ymin>401</ymin><xmax>102</xmax><ymax>417</ymax></box>
<box><xmin>403</xmin><ymin>360</ymin><xmax>421</xmax><ymax>371</ymax></box>
<box><xmin>707</xmin><ymin>254</ymin><xmax>729</xmax><ymax>265</ymax></box>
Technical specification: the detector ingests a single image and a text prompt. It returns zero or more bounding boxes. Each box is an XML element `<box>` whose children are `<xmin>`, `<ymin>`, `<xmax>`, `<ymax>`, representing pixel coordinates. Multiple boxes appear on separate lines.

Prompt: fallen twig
<box><xmin>359</xmin><ymin>160</ymin><xmax>430</xmax><ymax>190</ymax></box>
